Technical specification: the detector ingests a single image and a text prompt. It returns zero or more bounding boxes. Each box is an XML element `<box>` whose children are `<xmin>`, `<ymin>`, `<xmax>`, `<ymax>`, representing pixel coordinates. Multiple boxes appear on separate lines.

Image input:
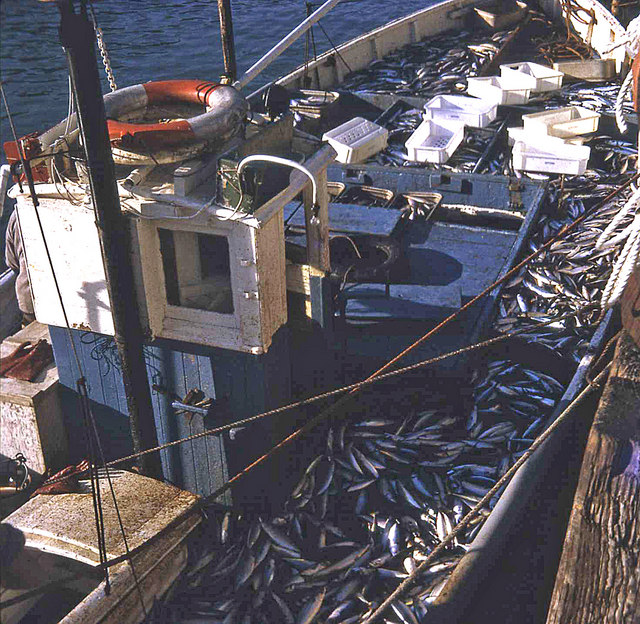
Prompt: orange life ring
<box><xmin>105</xmin><ymin>79</ymin><xmax>248</xmax><ymax>150</ymax></box>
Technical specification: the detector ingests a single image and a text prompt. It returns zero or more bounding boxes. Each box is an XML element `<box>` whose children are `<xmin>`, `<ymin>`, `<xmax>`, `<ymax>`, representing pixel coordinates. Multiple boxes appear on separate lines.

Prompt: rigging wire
<box><xmin>362</xmin><ymin>363</ymin><xmax>612</xmax><ymax>623</ymax></box>
<box><xmin>37</xmin><ymin>303</ymin><xmax>600</xmax><ymax>487</ymax></box>
<box><xmin>1</xmin><ymin>79</ymin><xmax>146</xmax><ymax>615</ymax></box>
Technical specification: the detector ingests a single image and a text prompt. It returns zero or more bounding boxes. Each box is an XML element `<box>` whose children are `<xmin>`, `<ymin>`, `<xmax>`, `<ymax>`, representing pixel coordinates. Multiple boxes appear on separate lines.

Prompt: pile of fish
<box><xmin>497</xmin><ymin>175</ymin><xmax>635</xmax><ymax>361</ymax></box>
<box><xmin>146</xmin><ymin>9</ymin><xmax>640</xmax><ymax>624</ymax></box>
<box><xmin>149</xmin><ymin>176</ymin><xmax>636</xmax><ymax>624</ymax></box>
<box><xmin>152</xmin><ymin>395</ymin><xmax>557</xmax><ymax>624</ymax></box>
<box><xmin>341</xmin><ymin>28</ymin><xmax>511</xmax><ymax>98</ymax></box>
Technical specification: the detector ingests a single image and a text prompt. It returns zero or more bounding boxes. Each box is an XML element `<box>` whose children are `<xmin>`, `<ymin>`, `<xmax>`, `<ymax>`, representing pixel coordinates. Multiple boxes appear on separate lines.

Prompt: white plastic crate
<box><xmin>405</xmin><ymin>120</ymin><xmax>465</xmax><ymax>164</ymax></box>
<box><xmin>500</xmin><ymin>62</ymin><xmax>563</xmax><ymax>92</ymax></box>
<box><xmin>322</xmin><ymin>117</ymin><xmax>388</xmax><ymax>164</ymax></box>
<box><xmin>507</xmin><ymin>127</ymin><xmax>585</xmax><ymax>148</ymax></box>
<box><xmin>522</xmin><ymin>106</ymin><xmax>600</xmax><ymax>138</ymax></box>
<box><xmin>423</xmin><ymin>95</ymin><xmax>497</xmax><ymax>128</ymax></box>
<box><xmin>512</xmin><ymin>141</ymin><xmax>590</xmax><ymax>175</ymax></box>
<box><xmin>466</xmin><ymin>76</ymin><xmax>531</xmax><ymax>105</ymax></box>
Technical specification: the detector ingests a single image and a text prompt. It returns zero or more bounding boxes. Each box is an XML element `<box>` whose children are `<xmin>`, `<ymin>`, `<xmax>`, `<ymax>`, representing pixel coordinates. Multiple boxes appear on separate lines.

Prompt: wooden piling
<box><xmin>546</xmin><ymin>330</ymin><xmax>640</xmax><ymax>624</ymax></box>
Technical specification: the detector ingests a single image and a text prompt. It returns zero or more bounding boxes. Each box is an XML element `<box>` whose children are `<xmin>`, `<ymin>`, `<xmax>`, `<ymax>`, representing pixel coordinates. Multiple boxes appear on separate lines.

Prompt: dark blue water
<box><xmin>0</xmin><ymin>0</ymin><xmax>435</xmax><ymax>145</ymax></box>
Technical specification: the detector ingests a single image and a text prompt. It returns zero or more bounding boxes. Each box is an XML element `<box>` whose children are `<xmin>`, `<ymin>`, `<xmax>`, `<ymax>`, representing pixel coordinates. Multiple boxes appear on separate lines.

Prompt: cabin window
<box><xmin>158</xmin><ymin>229</ymin><xmax>234</xmax><ymax>314</ymax></box>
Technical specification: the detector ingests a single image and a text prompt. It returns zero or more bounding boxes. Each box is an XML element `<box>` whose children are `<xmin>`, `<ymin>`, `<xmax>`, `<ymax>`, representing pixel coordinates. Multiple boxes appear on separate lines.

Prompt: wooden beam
<box><xmin>546</xmin><ymin>330</ymin><xmax>640</xmax><ymax>624</ymax></box>
<box><xmin>620</xmin><ymin>268</ymin><xmax>640</xmax><ymax>348</ymax></box>
<box><xmin>217</xmin><ymin>0</ymin><xmax>237</xmax><ymax>83</ymax></box>
<box><xmin>303</xmin><ymin>167</ymin><xmax>330</xmax><ymax>272</ymax></box>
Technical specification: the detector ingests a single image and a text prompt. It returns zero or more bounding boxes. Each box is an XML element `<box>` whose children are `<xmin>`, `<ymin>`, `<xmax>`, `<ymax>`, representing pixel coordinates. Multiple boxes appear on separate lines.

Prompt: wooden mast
<box><xmin>56</xmin><ymin>0</ymin><xmax>162</xmax><ymax>477</ymax></box>
<box><xmin>217</xmin><ymin>0</ymin><xmax>237</xmax><ymax>83</ymax></box>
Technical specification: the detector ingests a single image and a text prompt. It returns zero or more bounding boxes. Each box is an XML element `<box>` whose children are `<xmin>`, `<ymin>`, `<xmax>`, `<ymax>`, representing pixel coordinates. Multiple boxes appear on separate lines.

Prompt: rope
<box><xmin>362</xmin><ymin>363</ymin><xmax>612</xmax><ymax>624</ymax></box>
<box><xmin>87</xmin><ymin>0</ymin><xmax>117</xmax><ymax>92</ymax></box>
<box><xmin>2</xmin><ymin>354</ymin><xmax>606</xmax><ymax>616</ymax></box>
<box><xmin>597</xmin><ymin>185</ymin><xmax>640</xmax><ymax>308</ymax></box>
<box><xmin>615</xmin><ymin>68</ymin><xmax>634</xmax><ymax>134</ymax></box>
<box><xmin>200</xmin><ymin>176</ymin><xmax>639</xmax><ymax>502</ymax></box>
<box><xmin>601</xmin><ymin>213</ymin><xmax>640</xmax><ymax>308</ymax></box>
<box><xmin>36</xmin><ymin>172</ymin><xmax>638</xmax><ymax>492</ymax></box>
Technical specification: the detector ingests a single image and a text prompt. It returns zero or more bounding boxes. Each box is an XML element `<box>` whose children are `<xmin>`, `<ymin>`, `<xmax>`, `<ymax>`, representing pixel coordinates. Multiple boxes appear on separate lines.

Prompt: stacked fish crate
<box><xmin>510</xmin><ymin>105</ymin><xmax>600</xmax><ymax>175</ymax></box>
<box><xmin>405</xmin><ymin>95</ymin><xmax>498</xmax><ymax>163</ymax></box>
<box><xmin>401</xmin><ymin>60</ymin><xmax>599</xmax><ymax>174</ymax></box>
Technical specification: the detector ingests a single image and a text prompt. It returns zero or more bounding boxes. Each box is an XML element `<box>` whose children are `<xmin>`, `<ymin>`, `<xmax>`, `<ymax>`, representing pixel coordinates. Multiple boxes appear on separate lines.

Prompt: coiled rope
<box><xmin>597</xmin><ymin>185</ymin><xmax>640</xmax><ymax>308</ymax></box>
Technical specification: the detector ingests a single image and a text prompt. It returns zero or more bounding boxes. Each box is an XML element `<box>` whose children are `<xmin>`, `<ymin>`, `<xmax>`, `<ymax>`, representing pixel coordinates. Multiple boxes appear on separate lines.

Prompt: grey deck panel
<box><xmin>404</xmin><ymin>221</ymin><xmax>518</xmax><ymax>300</ymax></box>
<box><xmin>283</xmin><ymin>201</ymin><xmax>402</xmax><ymax>237</ymax></box>
<box><xmin>343</xmin><ymin>282</ymin><xmax>462</xmax><ymax>320</ymax></box>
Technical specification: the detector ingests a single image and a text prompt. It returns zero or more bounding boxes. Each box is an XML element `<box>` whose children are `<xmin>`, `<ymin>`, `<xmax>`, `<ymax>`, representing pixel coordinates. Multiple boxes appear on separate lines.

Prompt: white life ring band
<box><xmin>105</xmin><ymin>79</ymin><xmax>247</xmax><ymax>150</ymax></box>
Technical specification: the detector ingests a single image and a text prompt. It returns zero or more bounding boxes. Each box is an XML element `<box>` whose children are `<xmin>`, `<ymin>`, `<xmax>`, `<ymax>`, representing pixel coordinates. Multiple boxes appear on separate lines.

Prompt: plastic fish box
<box><xmin>474</xmin><ymin>1</ymin><xmax>528</xmax><ymax>30</ymax></box>
<box><xmin>512</xmin><ymin>141</ymin><xmax>590</xmax><ymax>175</ymax></box>
<box><xmin>522</xmin><ymin>106</ymin><xmax>600</xmax><ymax>138</ymax></box>
<box><xmin>552</xmin><ymin>59</ymin><xmax>616</xmax><ymax>82</ymax></box>
<box><xmin>500</xmin><ymin>62</ymin><xmax>563</xmax><ymax>92</ymax></box>
<box><xmin>405</xmin><ymin>120</ymin><xmax>465</xmax><ymax>164</ymax></box>
<box><xmin>423</xmin><ymin>95</ymin><xmax>498</xmax><ymax>128</ymax></box>
<box><xmin>322</xmin><ymin>117</ymin><xmax>388</xmax><ymax>164</ymax></box>
<box><xmin>466</xmin><ymin>76</ymin><xmax>531</xmax><ymax>105</ymax></box>
<box><xmin>507</xmin><ymin>127</ymin><xmax>585</xmax><ymax>148</ymax></box>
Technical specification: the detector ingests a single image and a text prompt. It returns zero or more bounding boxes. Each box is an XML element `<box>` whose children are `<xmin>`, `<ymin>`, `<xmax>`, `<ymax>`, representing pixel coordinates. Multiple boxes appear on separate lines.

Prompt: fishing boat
<box><xmin>1</xmin><ymin>0</ymin><xmax>638</xmax><ymax>622</ymax></box>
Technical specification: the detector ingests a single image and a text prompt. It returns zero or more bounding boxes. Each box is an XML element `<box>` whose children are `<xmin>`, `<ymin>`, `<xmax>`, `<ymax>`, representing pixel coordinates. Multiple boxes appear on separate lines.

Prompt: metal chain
<box><xmin>87</xmin><ymin>1</ymin><xmax>117</xmax><ymax>92</ymax></box>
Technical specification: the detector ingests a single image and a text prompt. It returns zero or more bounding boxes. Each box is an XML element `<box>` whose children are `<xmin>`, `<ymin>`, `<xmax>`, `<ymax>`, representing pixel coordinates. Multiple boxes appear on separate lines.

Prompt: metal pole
<box><xmin>217</xmin><ymin>0</ymin><xmax>237</xmax><ymax>83</ymax></box>
<box><xmin>56</xmin><ymin>0</ymin><xmax>163</xmax><ymax>478</ymax></box>
<box><xmin>233</xmin><ymin>0</ymin><xmax>343</xmax><ymax>90</ymax></box>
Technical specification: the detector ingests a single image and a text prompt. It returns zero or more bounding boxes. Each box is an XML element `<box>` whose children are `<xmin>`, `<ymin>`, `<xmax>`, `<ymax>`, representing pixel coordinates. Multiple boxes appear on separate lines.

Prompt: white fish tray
<box><xmin>507</xmin><ymin>127</ymin><xmax>585</xmax><ymax>148</ymax></box>
<box><xmin>322</xmin><ymin>117</ymin><xmax>388</xmax><ymax>164</ymax></box>
<box><xmin>466</xmin><ymin>76</ymin><xmax>531</xmax><ymax>105</ymax></box>
<box><xmin>500</xmin><ymin>62</ymin><xmax>563</xmax><ymax>92</ymax></box>
<box><xmin>474</xmin><ymin>1</ymin><xmax>528</xmax><ymax>30</ymax></box>
<box><xmin>552</xmin><ymin>59</ymin><xmax>616</xmax><ymax>82</ymax></box>
<box><xmin>405</xmin><ymin>120</ymin><xmax>465</xmax><ymax>164</ymax></box>
<box><xmin>522</xmin><ymin>106</ymin><xmax>600</xmax><ymax>138</ymax></box>
<box><xmin>423</xmin><ymin>95</ymin><xmax>497</xmax><ymax>128</ymax></box>
<box><xmin>512</xmin><ymin>140</ymin><xmax>591</xmax><ymax>175</ymax></box>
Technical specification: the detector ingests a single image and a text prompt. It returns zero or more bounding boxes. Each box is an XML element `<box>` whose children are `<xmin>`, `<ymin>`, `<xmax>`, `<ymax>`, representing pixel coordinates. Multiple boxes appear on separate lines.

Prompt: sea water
<box><xmin>0</xmin><ymin>0</ymin><xmax>434</xmax><ymax>141</ymax></box>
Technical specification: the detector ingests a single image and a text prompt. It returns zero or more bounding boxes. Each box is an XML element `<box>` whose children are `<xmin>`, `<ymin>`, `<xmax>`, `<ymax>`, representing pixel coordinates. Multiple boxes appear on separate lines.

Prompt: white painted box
<box><xmin>423</xmin><ymin>95</ymin><xmax>497</xmax><ymax>128</ymax></box>
<box><xmin>405</xmin><ymin>120</ymin><xmax>465</xmax><ymax>164</ymax></box>
<box><xmin>512</xmin><ymin>141</ymin><xmax>590</xmax><ymax>175</ymax></box>
<box><xmin>15</xmin><ymin>191</ymin><xmax>288</xmax><ymax>354</ymax></box>
<box><xmin>466</xmin><ymin>76</ymin><xmax>531</xmax><ymax>105</ymax></box>
<box><xmin>522</xmin><ymin>106</ymin><xmax>600</xmax><ymax>138</ymax></box>
<box><xmin>1</xmin><ymin>323</ymin><xmax>67</xmax><ymax>477</ymax></box>
<box><xmin>500</xmin><ymin>62</ymin><xmax>563</xmax><ymax>92</ymax></box>
<box><xmin>322</xmin><ymin>117</ymin><xmax>388</xmax><ymax>164</ymax></box>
